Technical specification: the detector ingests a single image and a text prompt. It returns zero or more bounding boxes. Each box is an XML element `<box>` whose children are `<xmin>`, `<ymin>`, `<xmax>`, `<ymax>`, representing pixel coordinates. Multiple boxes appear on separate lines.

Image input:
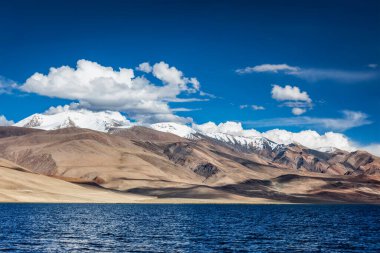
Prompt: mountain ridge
<box><xmin>0</xmin><ymin>125</ymin><xmax>379</xmax><ymax>203</ymax></box>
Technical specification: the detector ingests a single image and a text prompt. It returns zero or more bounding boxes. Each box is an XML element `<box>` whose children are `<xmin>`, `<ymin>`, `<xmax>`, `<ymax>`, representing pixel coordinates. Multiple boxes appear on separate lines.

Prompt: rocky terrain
<box><xmin>0</xmin><ymin>125</ymin><xmax>379</xmax><ymax>203</ymax></box>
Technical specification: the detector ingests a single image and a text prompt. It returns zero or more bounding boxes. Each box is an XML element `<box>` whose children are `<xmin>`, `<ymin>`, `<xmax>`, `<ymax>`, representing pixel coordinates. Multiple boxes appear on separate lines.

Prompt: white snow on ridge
<box><xmin>13</xmin><ymin>108</ymin><xmax>357</xmax><ymax>154</ymax></box>
<box><xmin>150</xmin><ymin>121</ymin><xmax>278</xmax><ymax>150</ymax></box>
<box><xmin>150</xmin><ymin>122</ymin><xmax>196</xmax><ymax>138</ymax></box>
<box><xmin>14</xmin><ymin>108</ymin><xmax>131</xmax><ymax>132</ymax></box>
<box><xmin>200</xmin><ymin>132</ymin><xmax>279</xmax><ymax>150</ymax></box>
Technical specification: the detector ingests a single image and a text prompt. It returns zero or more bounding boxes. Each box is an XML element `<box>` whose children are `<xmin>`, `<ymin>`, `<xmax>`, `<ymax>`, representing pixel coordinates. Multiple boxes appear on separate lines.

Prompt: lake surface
<box><xmin>0</xmin><ymin>204</ymin><xmax>379</xmax><ymax>252</ymax></box>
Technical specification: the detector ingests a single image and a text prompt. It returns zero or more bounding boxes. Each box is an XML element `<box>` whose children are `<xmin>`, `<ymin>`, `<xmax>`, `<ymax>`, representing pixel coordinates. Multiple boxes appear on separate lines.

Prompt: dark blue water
<box><xmin>0</xmin><ymin>204</ymin><xmax>379</xmax><ymax>252</ymax></box>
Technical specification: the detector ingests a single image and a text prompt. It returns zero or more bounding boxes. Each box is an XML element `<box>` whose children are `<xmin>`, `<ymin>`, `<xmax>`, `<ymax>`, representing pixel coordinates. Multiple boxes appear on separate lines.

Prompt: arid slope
<box><xmin>0</xmin><ymin>126</ymin><xmax>379</xmax><ymax>203</ymax></box>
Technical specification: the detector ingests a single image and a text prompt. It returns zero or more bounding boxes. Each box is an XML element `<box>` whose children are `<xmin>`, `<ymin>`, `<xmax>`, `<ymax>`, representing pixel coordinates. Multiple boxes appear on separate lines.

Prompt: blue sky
<box><xmin>0</xmin><ymin>0</ymin><xmax>379</xmax><ymax>147</ymax></box>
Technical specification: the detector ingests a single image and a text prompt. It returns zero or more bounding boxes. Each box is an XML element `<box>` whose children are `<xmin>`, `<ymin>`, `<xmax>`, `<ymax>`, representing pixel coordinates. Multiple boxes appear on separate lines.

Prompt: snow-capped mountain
<box><xmin>14</xmin><ymin>108</ymin><xmax>131</xmax><ymax>132</ymax></box>
<box><xmin>201</xmin><ymin>132</ymin><xmax>279</xmax><ymax>150</ymax></box>
<box><xmin>13</xmin><ymin>110</ymin><xmax>339</xmax><ymax>153</ymax></box>
<box><xmin>150</xmin><ymin>122</ymin><xmax>196</xmax><ymax>138</ymax></box>
<box><xmin>14</xmin><ymin>111</ymin><xmax>280</xmax><ymax>151</ymax></box>
<box><xmin>149</xmin><ymin>122</ymin><xmax>279</xmax><ymax>151</ymax></box>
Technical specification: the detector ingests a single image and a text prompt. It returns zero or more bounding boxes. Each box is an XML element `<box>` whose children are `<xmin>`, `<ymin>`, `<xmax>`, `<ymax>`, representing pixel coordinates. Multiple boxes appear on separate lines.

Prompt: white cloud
<box><xmin>136</xmin><ymin>62</ymin><xmax>152</xmax><ymax>73</ymax></box>
<box><xmin>290</xmin><ymin>69</ymin><xmax>378</xmax><ymax>82</ymax></box>
<box><xmin>246</xmin><ymin>110</ymin><xmax>371</xmax><ymax>132</ymax></box>
<box><xmin>20</xmin><ymin>59</ymin><xmax>204</xmax><ymax>123</ymax></box>
<box><xmin>0</xmin><ymin>76</ymin><xmax>17</xmax><ymax>94</ymax></box>
<box><xmin>0</xmin><ymin>115</ymin><xmax>14</xmax><ymax>126</ymax></box>
<box><xmin>193</xmin><ymin>121</ymin><xmax>261</xmax><ymax>137</ymax></box>
<box><xmin>252</xmin><ymin>105</ymin><xmax>265</xmax><ymax>110</ymax></box>
<box><xmin>192</xmin><ymin>120</ymin><xmax>359</xmax><ymax>152</ymax></box>
<box><xmin>291</xmin><ymin>107</ymin><xmax>306</xmax><ymax>115</ymax></box>
<box><xmin>199</xmin><ymin>91</ymin><xmax>217</xmax><ymax>98</ymax></box>
<box><xmin>237</xmin><ymin>63</ymin><xmax>378</xmax><ymax>82</ymax></box>
<box><xmin>271</xmin><ymin>84</ymin><xmax>312</xmax><ymax>114</ymax></box>
<box><xmin>236</xmin><ymin>64</ymin><xmax>299</xmax><ymax>74</ymax></box>
<box><xmin>240</xmin><ymin>104</ymin><xmax>265</xmax><ymax>110</ymax></box>
<box><xmin>271</xmin><ymin>84</ymin><xmax>311</xmax><ymax>102</ymax></box>
<box><xmin>361</xmin><ymin>144</ymin><xmax>380</xmax><ymax>157</ymax></box>
<box><xmin>262</xmin><ymin>129</ymin><xmax>355</xmax><ymax>151</ymax></box>
<box><xmin>152</xmin><ymin>61</ymin><xmax>185</xmax><ymax>86</ymax></box>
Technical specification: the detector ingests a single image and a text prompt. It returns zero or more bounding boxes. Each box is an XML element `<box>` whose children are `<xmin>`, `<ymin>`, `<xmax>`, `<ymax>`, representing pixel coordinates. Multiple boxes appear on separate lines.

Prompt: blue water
<box><xmin>0</xmin><ymin>204</ymin><xmax>379</xmax><ymax>252</ymax></box>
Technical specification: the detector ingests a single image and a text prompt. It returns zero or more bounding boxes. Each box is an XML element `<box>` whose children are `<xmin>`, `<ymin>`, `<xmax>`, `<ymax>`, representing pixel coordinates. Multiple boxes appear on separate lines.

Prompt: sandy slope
<box><xmin>0</xmin><ymin>158</ymin><xmax>275</xmax><ymax>203</ymax></box>
<box><xmin>0</xmin><ymin>158</ymin><xmax>151</xmax><ymax>203</ymax></box>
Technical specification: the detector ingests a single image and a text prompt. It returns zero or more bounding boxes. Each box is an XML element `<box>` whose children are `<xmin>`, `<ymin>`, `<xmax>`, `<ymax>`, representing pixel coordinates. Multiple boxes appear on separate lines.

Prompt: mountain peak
<box><xmin>14</xmin><ymin>108</ymin><xmax>131</xmax><ymax>132</ymax></box>
<box><xmin>150</xmin><ymin>122</ymin><xmax>196</xmax><ymax>138</ymax></box>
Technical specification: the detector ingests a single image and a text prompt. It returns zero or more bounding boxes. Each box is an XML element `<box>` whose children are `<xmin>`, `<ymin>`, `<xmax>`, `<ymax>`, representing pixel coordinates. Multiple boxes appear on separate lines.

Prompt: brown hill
<box><xmin>0</xmin><ymin>126</ymin><xmax>379</xmax><ymax>203</ymax></box>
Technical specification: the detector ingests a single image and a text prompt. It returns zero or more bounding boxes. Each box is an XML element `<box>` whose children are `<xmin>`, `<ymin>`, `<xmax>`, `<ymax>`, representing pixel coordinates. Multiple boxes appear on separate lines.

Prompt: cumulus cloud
<box><xmin>271</xmin><ymin>84</ymin><xmax>312</xmax><ymax>114</ymax></box>
<box><xmin>193</xmin><ymin>121</ymin><xmax>261</xmax><ymax>137</ymax></box>
<box><xmin>271</xmin><ymin>84</ymin><xmax>311</xmax><ymax>102</ymax></box>
<box><xmin>20</xmin><ymin>59</ymin><xmax>204</xmax><ymax>123</ymax></box>
<box><xmin>193</xmin><ymin>120</ymin><xmax>380</xmax><ymax>156</ymax></box>
<box><xmin>0</xmin><ymin>115</ymin><xmax>14</xmax><ymax>126</ymax></box>
<box><xmin>291</xmin><ymin>107</ymin><xmax>306</xmax><ymax>115</ymax></box>
<box><xmin>151</xmin><ymin>61</ymin><xmax>200</xmax><ymax>93</ymax></box>
<box><xmin>236</xmin><ymin>63</ymin><xmax>378</xmax><ymax>82</ymax></box>
<box><xmin>246</xmin><ymin>110</ymin><xmax>371</xmax><ymax>132</ymax></box>
<box><xmin>262</xmin><ymin>129</ymin><xmax>355</xmax><ymax>151</ymax></box>
<box><xmin>136</xmin><ymin>62</ymin><xmax>152</xmax><ymax>73</ymax></box>
<box><xmin>193</xmin><ymin>120</ymin><xmax>358</xmax><ymax>152</ymax></box>
<box><xmin>152</xmin><ymin>61</ymin><xmax>186</xmax><ymax>86</ymax></box>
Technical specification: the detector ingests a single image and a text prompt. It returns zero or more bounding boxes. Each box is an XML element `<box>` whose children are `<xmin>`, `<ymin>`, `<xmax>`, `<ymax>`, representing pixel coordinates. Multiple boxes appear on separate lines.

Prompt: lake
<box><xmin>0</xmin><ymin>204</ymin><xmax>379</xmax><ymax>252</ymax></box>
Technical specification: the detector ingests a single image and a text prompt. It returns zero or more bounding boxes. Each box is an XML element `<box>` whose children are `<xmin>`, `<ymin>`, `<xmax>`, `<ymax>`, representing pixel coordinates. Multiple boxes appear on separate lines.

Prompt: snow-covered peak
<box><xmin>202</xmin><ymin>132</ymin><xmax>279</xmax><ymax>150</ymax></box>
<box><xmin>14</xmin><ymin>108</ymin><xmax>131</xmax><ymax>132</ymax></box>
<box><xmin>150</xmin><ymin>121</ymin><xmax>279</xmax><ymax>150</ymax></box>
<box><xmin>150</xmin><ymin>122</ymin><xmax>196</xmax><ymax>138</ymax></box>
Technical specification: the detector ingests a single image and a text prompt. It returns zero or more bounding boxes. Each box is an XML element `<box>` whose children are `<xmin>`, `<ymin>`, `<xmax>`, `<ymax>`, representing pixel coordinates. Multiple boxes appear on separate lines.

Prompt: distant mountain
<box><xmin>14</xmin><ymin>108</ymin><xmax>131</xmax><ymax>132</ymax></box>
<box><xmin>150</xmin><ymin>122</ymin><xmax>196</xmax><ymax>139</ymax></box>
<box><xmin>149</xmin><ymin>122</ymin><xmax>281</xmax><ymax>152</ymax></box>
<box><xmin>12</xmin><ymin>110</ymin><xmax>380</xmax><ymax>173</ymax></box>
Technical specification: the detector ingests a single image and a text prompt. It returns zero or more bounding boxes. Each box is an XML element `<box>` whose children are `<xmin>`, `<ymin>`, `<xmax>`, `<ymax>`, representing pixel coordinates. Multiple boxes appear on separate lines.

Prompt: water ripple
<box><xmin>0</xmin><ymin>204</ymin><xmax>379</xmax><ymax>252</ymax></box>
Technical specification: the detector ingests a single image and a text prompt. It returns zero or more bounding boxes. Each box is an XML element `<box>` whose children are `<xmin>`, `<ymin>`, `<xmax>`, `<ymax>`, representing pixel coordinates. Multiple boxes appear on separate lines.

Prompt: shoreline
<box><xmin>0</xmin><ymin>199</ymin><xmax>377</xmax><ymax>205</ymax></box>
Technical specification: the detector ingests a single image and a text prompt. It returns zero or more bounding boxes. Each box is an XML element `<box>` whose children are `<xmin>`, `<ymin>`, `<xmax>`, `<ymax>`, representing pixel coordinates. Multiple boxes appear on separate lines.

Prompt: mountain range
<box><xmin>1</xmin><ymin>108</ymin><xmax>379</xmax><ymax>203</ymax></box>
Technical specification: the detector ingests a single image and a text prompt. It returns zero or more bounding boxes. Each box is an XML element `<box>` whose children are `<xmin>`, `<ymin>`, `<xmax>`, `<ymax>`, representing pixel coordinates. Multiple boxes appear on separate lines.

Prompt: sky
<box><xmin>0</xmin><ymin>0</ymin><xmax>379</xmax><ymax>153</ymax></box>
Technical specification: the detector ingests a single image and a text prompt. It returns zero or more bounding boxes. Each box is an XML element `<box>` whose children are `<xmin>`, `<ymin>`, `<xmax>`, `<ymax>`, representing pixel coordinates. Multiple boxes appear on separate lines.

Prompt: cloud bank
<box><xmin>192</xmin><ymin>121</ymin><xmax>355</xmax><ymax>152</ymax></box>
<box><xmin>20</xmin><ymin>59</ymin><xmax>203</xmax><ymax>123</ymax></box>
<box><xmin>192</xmin><ymin>120</ymin><xmax>380</xmax><ymax>156</ymax></box>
